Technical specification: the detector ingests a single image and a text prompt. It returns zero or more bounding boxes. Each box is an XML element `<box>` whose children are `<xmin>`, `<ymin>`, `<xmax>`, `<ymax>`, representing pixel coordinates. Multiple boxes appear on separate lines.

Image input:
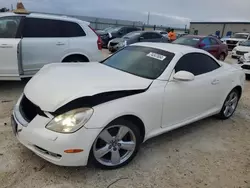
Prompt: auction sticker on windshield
<box><xmin>147</xmin><ymin>52</ymin><xmax>166</xmax><ymax>61</ymax></box>
<box><xmin>192</xmin><ymin>38</ymin><xmax>200</xmax><ymax>41</ymax></box>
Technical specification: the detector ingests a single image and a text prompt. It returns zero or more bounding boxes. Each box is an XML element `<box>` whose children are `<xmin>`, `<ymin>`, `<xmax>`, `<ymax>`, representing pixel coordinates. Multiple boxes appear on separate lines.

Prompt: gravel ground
<box><xmin>0</xmin><ymin>51</ymin><xmax>250</xmax><ymax>188</ymax></box>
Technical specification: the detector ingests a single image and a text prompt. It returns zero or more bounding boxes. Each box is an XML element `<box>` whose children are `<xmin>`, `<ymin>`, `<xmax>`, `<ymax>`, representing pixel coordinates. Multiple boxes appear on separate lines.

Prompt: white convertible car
<box><xmin>12</xmin><ymin>43</ymin><xmax>245</xmax><ymax>169</ymax></box>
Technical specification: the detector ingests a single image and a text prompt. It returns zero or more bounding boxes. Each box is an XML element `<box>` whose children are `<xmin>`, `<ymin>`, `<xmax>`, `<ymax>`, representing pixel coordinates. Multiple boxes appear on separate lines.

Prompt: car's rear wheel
<box><xmin>90</xmin><ymin>119</ymin><xmax>141</xmax><ymax>169</ymax></box>
<box><xmin>218</xmin><ymin>53</ymin><xmax>225</xmax><ymax>61</ymax></box>
<box><xmin>217</xmin><ymin>89</ymin><xmax>240</xmax><ymax>119</ymax></box>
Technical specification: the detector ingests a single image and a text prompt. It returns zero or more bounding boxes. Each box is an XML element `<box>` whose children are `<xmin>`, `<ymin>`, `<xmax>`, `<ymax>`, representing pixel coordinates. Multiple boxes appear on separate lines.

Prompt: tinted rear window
<box><xmin>23</xmin><ymin>18</ymin><xmax>86</xmax><ymax>38</ymax></box>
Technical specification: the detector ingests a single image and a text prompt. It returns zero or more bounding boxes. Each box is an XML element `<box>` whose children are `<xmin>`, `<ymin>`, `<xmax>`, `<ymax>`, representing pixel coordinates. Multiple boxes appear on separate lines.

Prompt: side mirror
<box><xmin>173</xmin><ymin>71</ymin><xmax>195</xmax><ymax>81</ymax></box>
<box><xmin>199</xmin><ymin>43</ymin><xmax>206</xmax><ymax>48</ymax></box>
<box><xmin>139</xmin><ymin>36</ymin><xmax>144</xmax><ymax>41</ymax></box>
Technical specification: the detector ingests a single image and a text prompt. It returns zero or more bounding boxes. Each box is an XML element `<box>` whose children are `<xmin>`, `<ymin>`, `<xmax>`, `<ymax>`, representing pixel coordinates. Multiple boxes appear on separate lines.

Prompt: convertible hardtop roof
<box><xmin>131</xmin><ymin>42</ymin><xmax>205</xmax><ymax>54</ymax></box>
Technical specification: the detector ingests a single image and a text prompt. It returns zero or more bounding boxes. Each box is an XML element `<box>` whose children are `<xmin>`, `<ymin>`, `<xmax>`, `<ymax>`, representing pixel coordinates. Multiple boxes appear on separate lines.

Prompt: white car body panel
<box><xmin>232</xmin><ymin>45</ymin><xmax>250</xmax><ymax>58</ymax></box>
<box><xmin>239</xmin><ymin>53</ymin><xmax>250</xmax><ymax>74</ymax></box>
<box><xmin>0</xmin><ymin>12</ymin><xmax>104</xmax><ymax>80</ymax></box>
<box><xmin>0</xmin><ymin>38</ymin><xmax>21</xmax><ymax>79</ymax></box>
<box><xmin>13</xmin><ymin>43</ymin><xmax>245</xmax><ymax>166</ymax></box>
<box><xmin>24</xmin><ymin>62</ymin><xmax>152</xmax><ymax>112</ymax></box>
<box><xmin>21</xmin><ymin>37</ymin><xmax>69</xmax><ymax>74</ymax></box>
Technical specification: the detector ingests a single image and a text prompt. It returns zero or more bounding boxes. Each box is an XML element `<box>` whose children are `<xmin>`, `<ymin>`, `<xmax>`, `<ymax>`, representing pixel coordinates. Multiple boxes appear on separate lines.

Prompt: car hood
<box><xmin>24</xmin><ymin>63</ymin><xmax>152</xmax><ymax>112</ymax></box>
<box><xmin>234</xmin><ymin>46</ymin><xmax>250</xmax><ymax>52</ymax></box>
<box><xmin>96</xmin><ymin>30</ymin><xmax>107</xmax><ymax>35</ymax></box>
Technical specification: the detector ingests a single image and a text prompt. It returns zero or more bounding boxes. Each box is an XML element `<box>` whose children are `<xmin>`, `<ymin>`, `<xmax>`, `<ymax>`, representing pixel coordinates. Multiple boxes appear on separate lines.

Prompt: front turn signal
<box><xmin>64</xmin><ymin>149</ymin><xmax>84</xmax><ymax>153</ymax></box>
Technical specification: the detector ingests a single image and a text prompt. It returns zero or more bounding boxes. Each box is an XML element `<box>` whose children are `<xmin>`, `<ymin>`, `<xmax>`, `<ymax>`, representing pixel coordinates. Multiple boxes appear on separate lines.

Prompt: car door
<box><xmin>21</xmin><ymin>17</ymin><xmax>69</xmax><ymax>75</ymax></box>
<box><xmin>161</xmin><ymin>52</ymin><xmax>222</xmax><ymax>128</ymax></box>
<box><xmin>151</xmin><ymin>33</ymin><xmax>164</xmax><ymax>42</ymax></box>
<box><xmin>140</xmin><ymin>32</ymin><xmax>156</xmax><ymax>42</ymax></box>
<box><xmin>209</xmin><ymin>37</ymin><xmax>220</xmax><ymax>58</ymax></box>
<box><xmin>199</xmin><ymin>37</ymin><xmax>217</xmax><ymax>57</ymax></box>
<box><xmin>0</xmin><ymin>16</ymin><xmax>23</xmax><ymax>78</ymax></box>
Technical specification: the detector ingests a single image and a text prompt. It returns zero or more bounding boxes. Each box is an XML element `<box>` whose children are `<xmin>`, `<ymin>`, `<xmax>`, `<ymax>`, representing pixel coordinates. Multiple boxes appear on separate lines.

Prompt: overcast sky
<box><xmin>1</xmin><ymin>0</ymin><xmax>250</xmax><ymax>28</ymax></box>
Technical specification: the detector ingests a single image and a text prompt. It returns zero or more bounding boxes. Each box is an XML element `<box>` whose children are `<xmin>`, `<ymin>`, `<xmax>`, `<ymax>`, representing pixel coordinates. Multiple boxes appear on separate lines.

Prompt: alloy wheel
<box><xmin>223</xmin><ymin>91</ymin><xmax>238</xmax><ymax>117</ymax></box>
<box><xmin>93</xmin><ymin>125</ymin><xmax>136</xmax><ymax>167</ymax></box>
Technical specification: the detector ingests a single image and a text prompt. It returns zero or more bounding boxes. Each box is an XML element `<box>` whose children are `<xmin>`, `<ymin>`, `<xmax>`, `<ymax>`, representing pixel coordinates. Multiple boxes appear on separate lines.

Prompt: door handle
<box><xmin>0</xmin><ymin>44</ymin><xmax>13</xmax><ymax>48</ymax></box>
<box><xmin>56</xmin><ymin>42</ymin><xmax>65</xmax><ymax>46</ymax></box>
<box><xmin>211</xmin><ymin>79</ymin><xmax>220</xmax><ymax>85</ymax></box>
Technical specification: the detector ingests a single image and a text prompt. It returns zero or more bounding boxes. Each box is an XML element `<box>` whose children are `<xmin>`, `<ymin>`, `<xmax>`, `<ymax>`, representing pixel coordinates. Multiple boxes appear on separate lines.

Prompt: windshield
<box><xmin>232</xmin><ymin>33</ymin><xmax>249</xmax><ymax>39</ymax></box>
<box><xmin>103</xmin><ymin>27</ymin><xmax>122</xmax><ymax>33</ymax></box>
<box><xmin>239</xmin><ymin>40</ymin><xmax>250</xmax><ymax>46</ymax></box>
<box><xmin>102</xmin><ymin>46</ymin><xmax>175</xmax><ymax>79</ymax></box>
<box><xmin>122</xmin><ymin>31</ymin><xmax>141</xmax><ymax>39</ymax></box>
<box><xmin>172</xmin><ymin>37</ymin><xmax>200</xmax><ymax>46</ymax></box>
<box><xmin>0</xmin><ymin>16</ymin><xmax>21</xmax><ymax>38</ymax></box>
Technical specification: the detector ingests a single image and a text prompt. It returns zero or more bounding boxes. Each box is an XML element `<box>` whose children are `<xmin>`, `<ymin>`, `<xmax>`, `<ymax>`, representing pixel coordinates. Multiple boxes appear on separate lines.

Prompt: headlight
<box><xmin>118</xmin><ymin>41</ymin><xmax>127</xmax><ymax>47</ymax></box>
<box><xmin>232</xmin><ymin>48</ymin><xmax>236</xmax><ymax>52</ymax></box>
<box><xmin>46</xmin><ymin>108</ymin><xmax>93</xmax><ymax>133</ymax></box>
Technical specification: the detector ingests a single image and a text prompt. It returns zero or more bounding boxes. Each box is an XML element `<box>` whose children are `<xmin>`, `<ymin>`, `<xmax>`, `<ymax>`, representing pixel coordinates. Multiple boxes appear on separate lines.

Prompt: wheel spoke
<box><xmin>116</xmin><ymin>126</ymin><xmax>129</xmax><ymax>140</ymax></box>
<box><xmin>230</xmin><ymin>97</ymin><xmax>237</xmax><ymax>104</ymax></box>
<box><xmin>99</xmin><ymin>130</ymin><xmax>113</xmax><ymax>143</ymax></box>
<box><xmin>111</xmin><ymin>150</ymin><xmax>120</xmax><ymax>164</ymax></box>
<box><xmin>228</xmin><ymin>106</ymin><xmax>235</xmax><ymax>114</ymax></box>
<box><xmin>224</xmin><ymin>106</ymin><xmax>230</xmax><ymax>116</ymax></box>
<box><xmin>228</xmin><ymin>93</ymin><xmax>235</xmax><ymax>101</ymax></box>
<box><xmin>119</xmin><ymin>141</ymin><xmax>135</xmax><ymax>151</ymax></box>
<box><xmin>95</xmin><ymin>145</ymin><xmax>110</xmax><ymax>159</ymax></box>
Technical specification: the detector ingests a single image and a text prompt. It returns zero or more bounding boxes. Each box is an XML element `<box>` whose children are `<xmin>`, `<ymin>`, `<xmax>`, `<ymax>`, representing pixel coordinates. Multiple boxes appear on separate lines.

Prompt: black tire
<box><xmin>218</xmin><ymin>53</ymin><xmax>225</xmax><ymax>61</ymax></box>
<box><xmin>216</xmin><ymin>89</ymin><xmax>240</xmax><ymax>119</ymax></box>
<box><xmin>89</xmin><ymin>119</ymin><xmax>141</xmax><ymax>169</ymax></box>
<box><xmin>63</xmin><ymin>55</ymin><xmax>89</xmax><ymax>63</ymax></box>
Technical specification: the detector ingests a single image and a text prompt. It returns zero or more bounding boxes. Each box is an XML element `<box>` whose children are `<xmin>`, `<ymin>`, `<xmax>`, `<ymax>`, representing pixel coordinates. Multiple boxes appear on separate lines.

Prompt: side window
<box><xmin>201</xmin><ymin>38</ymin><xmax>211</xmax><ymax>46</ymax></box>
<box><xmin>0</xmin><ymin>16</ymin><xmax>22</xmax><ymax>38</ymax></box>
<box><xmin>210</xmin><ymin>38</ymin><xmax>218</xmax><ymax>45</ymax></box>
<box><xmin>60</xmin><ymin>21</ymin><xmax>86</xmax><ymax>37</ymax></box>
<box><xmin>151</xmin><ymin>33</ymin><xmax>162</xmax><ymax>38</ymax></box>
<box><xmin>23</xmin><ymin>18</ymin><xmax>86</xmax><ymax>38</ymax></box>
<box><xmin>23</xmin><ymin>18</ymin><xmax>61</xmax><ymax>38</ymax></box>
<box><xmin>175</xmin><ymin>53</ymin><xmax>220</xmax><ymax>76</ymax></box>
<box><xmin>119</xmin><ymin>27</ymin><xmax>127</xmax><ymax>34</ymax></box>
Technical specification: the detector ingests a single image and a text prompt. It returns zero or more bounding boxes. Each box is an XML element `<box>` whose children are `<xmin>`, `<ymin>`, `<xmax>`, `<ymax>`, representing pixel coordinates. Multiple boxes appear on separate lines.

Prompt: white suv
<box><xmin>0</xmin><ymin>12</ymin><xmax>103</xmax><ymax>80</ymax></box>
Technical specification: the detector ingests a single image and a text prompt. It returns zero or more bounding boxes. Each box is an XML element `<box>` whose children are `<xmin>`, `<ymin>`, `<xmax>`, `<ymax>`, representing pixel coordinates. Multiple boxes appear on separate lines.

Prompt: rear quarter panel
<box><xmin>217</xmin><ymin>63</ymin><xmax>245</xmax><ymax>106</ymax></box>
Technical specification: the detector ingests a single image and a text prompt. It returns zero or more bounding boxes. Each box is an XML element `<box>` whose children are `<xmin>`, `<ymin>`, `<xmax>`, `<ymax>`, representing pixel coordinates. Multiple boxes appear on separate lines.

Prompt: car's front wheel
<box><xmin>217</xmin><ymin>89</ymin><xmax>240</xmax><ymax>119</ymax></box>
<box><xmin>90</xmin><ymin>119</ymin><xmax>141</xmax><ymax>169</ymax></box>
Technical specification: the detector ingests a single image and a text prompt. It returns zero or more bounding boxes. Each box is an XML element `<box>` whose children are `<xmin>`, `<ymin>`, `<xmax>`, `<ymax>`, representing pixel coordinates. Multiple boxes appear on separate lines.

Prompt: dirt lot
<box><xmin>0</xmin><ymin>52</ymin><xmax>250</xmax><ymax>188</ymax></box>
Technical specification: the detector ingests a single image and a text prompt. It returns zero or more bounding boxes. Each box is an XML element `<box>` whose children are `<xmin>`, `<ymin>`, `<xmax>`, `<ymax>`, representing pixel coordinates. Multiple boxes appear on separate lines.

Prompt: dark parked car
<box><xmin>172</xmin><ymin>35</ymin><xmax>228</xmax><ymax>61</ymax></box>
<box><xmin>96</xmin><ymin>26</ymin><xmax>141</xmax><ymax>47</ymax></box>
<box><xmin>108</xmin><ymin>31</ymin><xmax>169</xmax><ymax>52</ymax></box>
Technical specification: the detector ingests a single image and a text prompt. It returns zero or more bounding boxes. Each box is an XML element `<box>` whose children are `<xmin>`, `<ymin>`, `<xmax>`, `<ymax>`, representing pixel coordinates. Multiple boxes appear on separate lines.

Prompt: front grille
<box><xmin>242</xmin><ymin>65</ymin><xmax>250</xmax><ymax>70</ymax></box>
<box><xmin>34</xmin><ymin>145</ymin><xmax>62</xmax><ymax>159</ymax></box>
<box><xmin>110</xmin><ymin>42</ymin><xmax>118</xmax><ymax>46</ymax></box>
<box><xmin>19</xmin><ymin>95</ymin><xmax>46</xmax><ymax>122</ymax></box>
<box><xmin>236</xmin><ymin>51</ymin><xmax>248</xmax><ymax>55</ymax></box>
<box><xmin>226</xmin><ymin>40</ymin><xmax>238</xmax><ymax>45</ymax></box>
